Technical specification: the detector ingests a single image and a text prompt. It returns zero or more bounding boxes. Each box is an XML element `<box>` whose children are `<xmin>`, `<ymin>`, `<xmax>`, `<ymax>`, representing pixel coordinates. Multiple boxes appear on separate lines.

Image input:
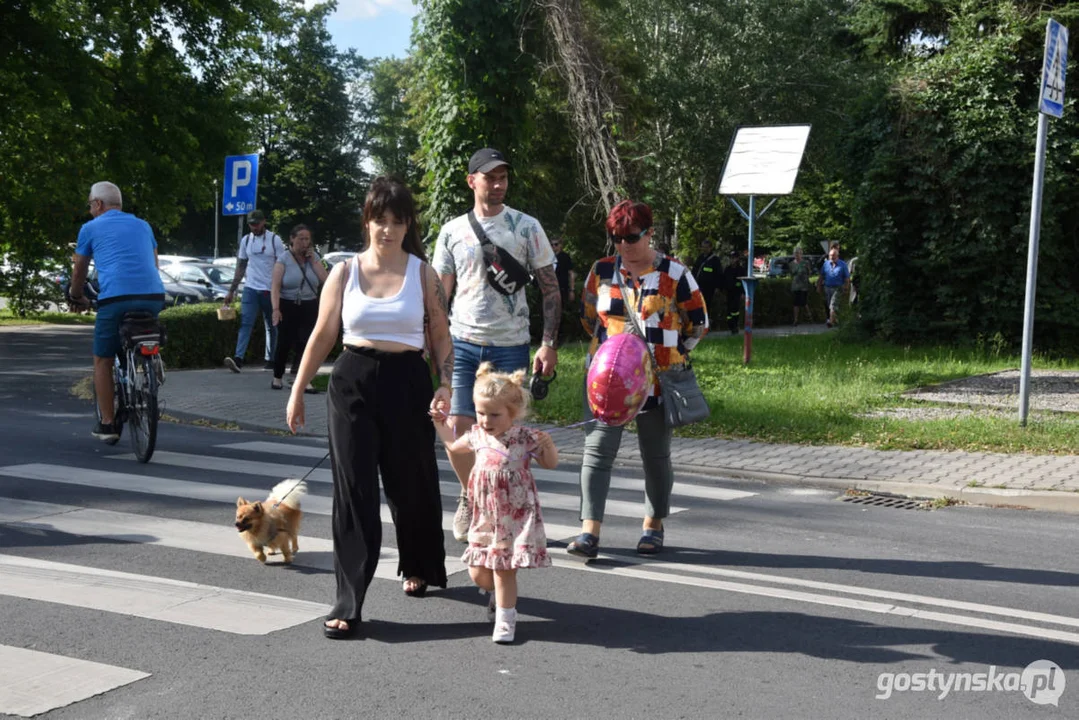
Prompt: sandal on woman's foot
<box><xmin>271</xmin><ymin>379</ymin><xmax>283</xmax><ymax>390</ymax></box>
<box><xmin>403</xmin><ymin>578</ymin><xmax>428</xmax><ymax>598</ymax></box>
<box><xmin>323</xmin><ymin>618</ymin><xmax>359</xmax><ymax>639</ymax></box>
<box><xmin>636</xmin><ymin>529</ymin><xmax>664</xmax><ymax>555</ymax></box>
<box><xmin>566</xmin><ymin>532</ymin><xmax>600</xmax><ymax>560</ymax></box>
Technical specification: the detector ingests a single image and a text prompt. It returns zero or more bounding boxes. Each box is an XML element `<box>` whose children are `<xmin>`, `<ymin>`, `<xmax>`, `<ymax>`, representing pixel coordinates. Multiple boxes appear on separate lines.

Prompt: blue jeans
<box><xmin>235</xmin><ymin>287</ymin><xmax>277</xmax><ymax>362</ymax></box>
<box><xmin>449</xmin><ymin>340</ymin><xmax>530</xmax><ymax>418</ymax></box>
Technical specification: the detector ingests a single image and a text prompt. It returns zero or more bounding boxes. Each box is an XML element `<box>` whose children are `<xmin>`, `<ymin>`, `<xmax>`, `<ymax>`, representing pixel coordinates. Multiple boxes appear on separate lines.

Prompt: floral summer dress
<box><xmin>462</xmin><ymin>425</ymin><xmax>552</xmax><ymax>571</ymax></box>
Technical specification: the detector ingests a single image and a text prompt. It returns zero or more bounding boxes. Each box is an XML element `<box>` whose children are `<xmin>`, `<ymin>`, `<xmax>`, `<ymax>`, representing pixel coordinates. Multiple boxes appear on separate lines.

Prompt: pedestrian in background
<box><xmin>789</xmin><ymin>246</ymin><xmax>813</xmax><ymax>326</ymax></box>
<box><xmin>722</xmin><ymin>250</ymin><xmax>746</xmax><ymax>335</ymax></box>
<box><xmin>287</xmin><ymin>177</ymin><xmax>452</xmax><ymax>639</ymax></box>
<box><xmin>569</xmin><ymin>199</ymin><xmax>708</xmax><ymax>560</ymax></box>
<box><xmin>816</xmin><ymin>243</ymin><xmax>850</xmax><ymax>328</ymax></box>
<box><xmin>691</xmin><ymin>238</ymin><xmax>723</xmax><ymax>328</ymax></box>
<box><xmin>270</xmin><ymin>224</ymin><xmax>327</xmax><ymax>391</ymax></box>
<box><xmin>223</xmin><ymin>209</ymin><xmax>286</xmax><ymax>371</ymax></box>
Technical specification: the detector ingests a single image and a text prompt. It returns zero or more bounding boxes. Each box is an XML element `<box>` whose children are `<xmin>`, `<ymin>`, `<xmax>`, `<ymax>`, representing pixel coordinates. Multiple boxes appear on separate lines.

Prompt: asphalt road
<box><xmin>0</xmin><ymin>326</ymin><xmax>1076</xmax><ymax>719</ymax></box>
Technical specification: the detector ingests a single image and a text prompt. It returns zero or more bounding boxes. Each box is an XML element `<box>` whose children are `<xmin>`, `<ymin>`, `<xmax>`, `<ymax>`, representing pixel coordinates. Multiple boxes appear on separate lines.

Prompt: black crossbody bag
<box><xmin>468</xmin><ymin>210</ymin><xmax>531</xmax><ymax>295</ymax></box>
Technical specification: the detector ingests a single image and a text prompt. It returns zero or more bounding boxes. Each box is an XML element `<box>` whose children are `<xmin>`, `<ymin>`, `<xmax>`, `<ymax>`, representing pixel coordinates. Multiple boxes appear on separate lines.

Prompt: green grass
<box><xmin>528</xmin><ymin>333</ymin><xmax>1079</xmax><ymax>455</ymax></box>
<box><xmin>0</xmin><ymin>309</ymin><xmax>94</xmax><ymax>326</ymax></box>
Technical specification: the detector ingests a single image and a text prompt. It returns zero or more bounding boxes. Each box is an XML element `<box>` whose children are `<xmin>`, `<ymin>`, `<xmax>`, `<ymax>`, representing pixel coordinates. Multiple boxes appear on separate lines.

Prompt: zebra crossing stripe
<box><xmin>215</xmin><ymin>440</ymin><xmax>759</xmax><ymax>502</ymax></box>
<box><xmin>0</xmin><ymin>554</ymin><xmax>328</xmax><ymax>635</ymax></box>
<box><xmin>0</xmin><ymin>644</ymin><xmax>149</xmax><ymax>718</ymax></box>
<box><xmin>0</xmin><ymin>497</ymin><xmax>423</xmax><ymax>579</ymax></box>
<box><xmin>105</xmin><ymin>450</ymin><xmax>687</xmax><ymax>518</ymax></box>
<box><xmin>0</xmin><ymin>464</ymin><xmax>582</xmax><ymax>542</ymax></box>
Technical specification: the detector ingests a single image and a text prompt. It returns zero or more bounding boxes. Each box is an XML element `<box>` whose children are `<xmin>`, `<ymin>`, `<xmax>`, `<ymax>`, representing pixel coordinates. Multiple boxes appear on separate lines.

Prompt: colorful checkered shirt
<box><xmin>581</xmin><ymin>254</ymin><xmax>709</xmax><ymax>403</ymax></box>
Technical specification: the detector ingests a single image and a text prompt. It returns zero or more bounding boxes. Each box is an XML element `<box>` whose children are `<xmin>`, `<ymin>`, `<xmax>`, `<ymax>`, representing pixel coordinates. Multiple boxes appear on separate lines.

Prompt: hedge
<box><xmin>158</xmin><ymin>303</ymin><xmax>264</xmax><ymax>369</ymax></box>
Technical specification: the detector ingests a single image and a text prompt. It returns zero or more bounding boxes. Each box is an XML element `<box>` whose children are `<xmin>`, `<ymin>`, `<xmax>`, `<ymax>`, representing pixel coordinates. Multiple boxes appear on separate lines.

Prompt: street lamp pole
<box><xmin>213</xmin><ymin>179</ymin><xmax>220</xmax><ymax>259</ymax></box>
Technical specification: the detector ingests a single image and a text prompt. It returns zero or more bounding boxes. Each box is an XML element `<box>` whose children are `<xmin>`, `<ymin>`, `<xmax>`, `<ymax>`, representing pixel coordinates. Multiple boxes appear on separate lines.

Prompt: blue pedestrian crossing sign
<box><xmin>222</xmin><ymin>154</ymin><xmax>259</xmax><ymax>216</ymax></box>
<box><xmin>1039</xmin><ymin>19</ymin><xmax>1067</xmax><ymax>118</ymax></box>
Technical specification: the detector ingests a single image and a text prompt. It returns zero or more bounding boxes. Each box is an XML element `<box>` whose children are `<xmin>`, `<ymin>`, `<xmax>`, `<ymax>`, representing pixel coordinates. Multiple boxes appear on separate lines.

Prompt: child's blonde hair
<box><xmin>473</xmin><ymin>362</ymin><xmax>530</xmax><ymax>419</ymax></box>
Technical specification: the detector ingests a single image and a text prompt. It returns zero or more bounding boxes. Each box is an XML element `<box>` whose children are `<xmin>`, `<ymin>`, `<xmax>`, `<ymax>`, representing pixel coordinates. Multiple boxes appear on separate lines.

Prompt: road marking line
<box><xmin>106</xmin><ymin>451</ymin><xmax>684</xmax><ymax>518</ymax></box>
<box><xmin>550</xmin><ymin>557</ymin><xmax>1079</xmax><ymax>644</ymax></box>
<box><xmin>0</xmin><ymin>644</ymin><xmax>150</xmax><ymax>718</ymax></box>
<box><xmin>0</xmin><ymin>464</ymin><xmax>580</xmax><ymax>542</ymax></box>
<box><xmin>217</xmin><ymin>441</ymin><xmax>759</xmax><ymax>502</ymax></box>
<box><xmin>0</xmin><ymin>497</ymin><xmax>402</xmax><ymax>577</ymax></box>
<box><xmin>0</xmin><ymin>554</ymin><xmax>328</xmax><ymax>635</ymax></box>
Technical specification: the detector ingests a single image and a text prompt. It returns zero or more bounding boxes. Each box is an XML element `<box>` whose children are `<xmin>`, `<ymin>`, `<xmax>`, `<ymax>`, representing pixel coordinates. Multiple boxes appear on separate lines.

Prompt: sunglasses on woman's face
<box><xmin>609</xmin><ymin>228</ymin><xmax>649</xmax><ymax>245</ymax></box>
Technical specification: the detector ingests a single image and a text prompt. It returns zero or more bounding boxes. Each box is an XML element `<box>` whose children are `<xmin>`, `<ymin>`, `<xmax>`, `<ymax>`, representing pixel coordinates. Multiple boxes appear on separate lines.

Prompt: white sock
<box><xmin>495</xmin><ymin>607</ymin><xmax>517</xmax><ymax>623</ymax></box>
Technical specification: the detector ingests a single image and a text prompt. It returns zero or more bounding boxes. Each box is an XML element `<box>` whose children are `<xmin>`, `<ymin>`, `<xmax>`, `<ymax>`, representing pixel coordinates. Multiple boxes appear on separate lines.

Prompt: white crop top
<box><xmin>341</xmin><ymin>254</ymin><xmax>425</xmax><ymax>349</ymax></box>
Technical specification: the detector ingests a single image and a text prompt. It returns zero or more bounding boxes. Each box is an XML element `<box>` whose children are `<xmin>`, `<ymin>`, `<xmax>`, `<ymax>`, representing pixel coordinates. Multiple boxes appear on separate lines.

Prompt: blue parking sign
<box><xmin>222</xmin><ymin>154</ymin><xmax>259</xmax><ymax>216</ymax></box>
<box><xmin>1039</xmin><ymin>19</ymin><xmax>1068</xmax><ymax>118</ymax></box>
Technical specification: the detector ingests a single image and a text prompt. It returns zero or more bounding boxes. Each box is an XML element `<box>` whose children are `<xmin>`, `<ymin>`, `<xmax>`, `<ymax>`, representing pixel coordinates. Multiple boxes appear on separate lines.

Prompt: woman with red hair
<box><xmin>569</xmin><ymin>200</ymin><xmax>709</xmax><ymax>559</ymax></box>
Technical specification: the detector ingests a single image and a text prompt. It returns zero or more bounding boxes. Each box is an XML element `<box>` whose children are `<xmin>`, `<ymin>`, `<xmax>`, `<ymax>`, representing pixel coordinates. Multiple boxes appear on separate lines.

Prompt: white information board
<box><xmin>719</xmin><ymin>125</ymin><xmax>811</xmax><ymax>196</ymax></box>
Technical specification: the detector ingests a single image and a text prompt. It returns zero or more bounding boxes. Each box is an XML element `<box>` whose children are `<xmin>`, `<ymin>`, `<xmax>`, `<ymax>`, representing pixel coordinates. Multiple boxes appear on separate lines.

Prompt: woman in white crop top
<box><xmin>287</xmin><ymin>177</ymin><xmax>453</xmax><ymax>639</ymax></box>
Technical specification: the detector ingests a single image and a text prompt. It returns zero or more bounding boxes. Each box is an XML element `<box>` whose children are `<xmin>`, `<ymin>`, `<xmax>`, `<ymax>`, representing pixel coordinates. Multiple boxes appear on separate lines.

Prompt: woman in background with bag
<box><xmin>287</xmin><ymin>177</ymin><xmax>452</xmax><ymax>639</ymax></box>
<box><xmin>270</xmin><ymin>224</ymin><xmax>327</xmax><ymax>391</ymax></box>
<box><xmin>568</xmin><ymin>199</ymin><xmax>709</xmax><ymax>560</ymax></box>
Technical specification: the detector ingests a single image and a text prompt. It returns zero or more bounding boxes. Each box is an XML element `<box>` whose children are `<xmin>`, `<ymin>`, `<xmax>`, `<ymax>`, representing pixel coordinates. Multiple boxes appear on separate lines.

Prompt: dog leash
<box><xmin>272</xmin><ymin>450</ymin><xmax>330</xmax><ymax>509</ymax></box>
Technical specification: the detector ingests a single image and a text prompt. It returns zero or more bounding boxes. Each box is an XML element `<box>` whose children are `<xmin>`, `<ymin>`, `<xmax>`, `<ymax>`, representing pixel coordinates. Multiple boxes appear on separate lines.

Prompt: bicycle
<box><xmin>93</xmin><ymin>311</ymin><xmax>166</xmax><ymax>463</ymax></box>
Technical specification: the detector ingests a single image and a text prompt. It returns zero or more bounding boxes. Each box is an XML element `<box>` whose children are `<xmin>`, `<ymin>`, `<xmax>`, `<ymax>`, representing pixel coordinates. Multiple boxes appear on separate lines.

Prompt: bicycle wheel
<box><xmin>128</xmin><ymin>353</ymin><xmax>158</xmax><ymax>463</ymax></box>
<box><xmin>91</xmin><ymin>363</ymin><xmax>123</xmax><ymax>445</ymax></box>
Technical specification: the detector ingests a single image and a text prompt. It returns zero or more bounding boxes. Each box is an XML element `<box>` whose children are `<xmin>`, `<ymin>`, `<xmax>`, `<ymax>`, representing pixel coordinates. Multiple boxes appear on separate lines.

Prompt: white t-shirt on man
<box><xmin>238</xmin><ymin>231</ymin><xmax>287</xmax><ymax>291</ymax></box>
<box><xmin>433</xmin><ymin>205</ymin><xmax>555</xmax><ymax>347</ymax></box>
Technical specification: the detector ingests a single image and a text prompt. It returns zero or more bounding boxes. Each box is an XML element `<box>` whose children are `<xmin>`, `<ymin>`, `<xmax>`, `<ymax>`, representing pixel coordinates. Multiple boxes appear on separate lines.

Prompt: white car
<box><xmin>322</xmin><ymin>251</ymin><xmax>355</xmax><ymax>268</ymax></box>
<box><xmin>212</xmin><ymin>256</ymin><xmax>238</xmax><ymax>268</ymax></box>
<box><xmin>157</xmin><ymin>254</ymin><xmax>200</xmax><ymax>265</ymax></box>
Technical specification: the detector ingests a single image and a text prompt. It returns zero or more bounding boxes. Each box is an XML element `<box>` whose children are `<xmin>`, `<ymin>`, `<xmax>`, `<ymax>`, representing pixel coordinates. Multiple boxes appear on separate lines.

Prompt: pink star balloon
<box><xmin>586</xmin><ymin>332</ymin><xmax>653</xmax><ymax>426</ymax></box>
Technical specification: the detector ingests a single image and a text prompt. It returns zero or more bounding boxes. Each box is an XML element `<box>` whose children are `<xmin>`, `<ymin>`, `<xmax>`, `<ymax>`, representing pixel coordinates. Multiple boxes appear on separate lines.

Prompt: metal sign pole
<box><xmin>1018</xmin><ymin>113</ymin><xmax>1049</xmax><ymax>426</ymax></box>
<box><xmin>1018</xmin><ymin>19</ymin><xmax>1067</xmax><ymax>426</ymax></box>
<box><xmin>213</xmin><ymin>179</ymin><xmax>220</xmax><ymax>259</ymax></box>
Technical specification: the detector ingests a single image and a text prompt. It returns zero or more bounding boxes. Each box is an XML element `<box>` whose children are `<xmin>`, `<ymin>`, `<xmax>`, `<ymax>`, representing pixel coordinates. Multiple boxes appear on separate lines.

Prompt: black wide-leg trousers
<box><xmin>274</xmin><ymin>298</ymin><xmax>319</xmax><ymax>378</ymax></box>
<box><xmin>326</xmin><ymin>346</ymin><xmax>448</xmax><ymax>621</ymax></box>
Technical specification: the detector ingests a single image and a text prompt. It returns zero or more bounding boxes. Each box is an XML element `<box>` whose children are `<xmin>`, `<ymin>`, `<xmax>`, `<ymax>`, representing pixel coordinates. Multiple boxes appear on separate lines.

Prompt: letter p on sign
<box><xmin>231</xmin><ymin>161</ymin><xmax>251</xmax><ymax>197</ymax></box>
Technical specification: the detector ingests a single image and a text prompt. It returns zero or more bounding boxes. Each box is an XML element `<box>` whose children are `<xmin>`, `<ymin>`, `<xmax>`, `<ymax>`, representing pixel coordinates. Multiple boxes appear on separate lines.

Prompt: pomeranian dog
<box><xmin>235</xmin><ymin>478</ymin><xmax>307</xmax><ymax>564</ymax></box>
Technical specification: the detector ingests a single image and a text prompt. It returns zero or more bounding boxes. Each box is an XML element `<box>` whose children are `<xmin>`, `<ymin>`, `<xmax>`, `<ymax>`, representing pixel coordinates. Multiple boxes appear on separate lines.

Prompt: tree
<box><xmin>410</xmin><ymin>0</ymin><xmax>537</xmax><ymax>235</ymax></box>
<box><xmin>253</xmin><ymin>3</ymin><xmax>368</xmax><ymax>251</ymax></box>
<box><xmin>0</xmin><ymin>0</ymin><xmax>283</xmax><ymax>313</ymax></box>
<box><xmin>844</xmin><ymin>0</ymin><xmax>1079</xmax><ymax>350</ymax></box>
<box><xmin>367</xmin><ymin>57</ymin><xmax>423</xmax><ymax>188</ymax></box>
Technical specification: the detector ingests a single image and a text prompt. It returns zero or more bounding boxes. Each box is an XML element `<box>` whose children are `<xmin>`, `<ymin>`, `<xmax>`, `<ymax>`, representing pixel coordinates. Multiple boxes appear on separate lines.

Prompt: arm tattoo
<box><xmin>534</xmin><ymin>265</ymin><xmax>561</xmax><ymax>343</ymax></box>
<box><xmin>429</xmin><ymin>268</ymin><xmax>454</xmax><ymax>383</ymax></box>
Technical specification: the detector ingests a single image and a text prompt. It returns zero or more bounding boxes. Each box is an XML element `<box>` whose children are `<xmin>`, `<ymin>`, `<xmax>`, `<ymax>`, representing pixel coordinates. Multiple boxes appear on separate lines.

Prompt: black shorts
<box><xmin>793</xmin><ymin>290</ymin><xmax>808</xmax><ymax>308</ymax></box>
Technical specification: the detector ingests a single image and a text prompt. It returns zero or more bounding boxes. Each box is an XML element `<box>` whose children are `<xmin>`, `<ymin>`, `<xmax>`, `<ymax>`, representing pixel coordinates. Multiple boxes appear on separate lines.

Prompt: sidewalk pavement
<box><xmin>159</xmin><ymin>358</ymin><xmax>1079</xmax><ymax>514</ymax></box>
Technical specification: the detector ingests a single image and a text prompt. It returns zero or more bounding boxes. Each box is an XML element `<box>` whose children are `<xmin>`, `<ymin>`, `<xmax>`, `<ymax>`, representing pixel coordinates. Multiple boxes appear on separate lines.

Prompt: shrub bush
<box><xmin>159</xmin><ymin>302</ymin><xmax>344</xmax><ymax>369</ymax></box>
<box><xmin>159</xmin><ymin>303</ymin><xmax>264</xmax><ymax>369</ymax></box>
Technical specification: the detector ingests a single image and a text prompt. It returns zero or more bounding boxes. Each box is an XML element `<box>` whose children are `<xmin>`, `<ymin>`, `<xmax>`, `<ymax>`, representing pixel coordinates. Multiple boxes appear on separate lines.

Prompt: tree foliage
<box><xmin>410</xmin><ymin>0</ymin><xmax>537</xmax><ymax>235</ymax></box>
<box><xmin>0</xmin><ymin>0</ymin><xmax>281</xmax><ymax>312</ymax></box>
<box><xmin>844</xmin><ymin>0</ymin><xmax>1079</xmax><ymax>350</ymax></box>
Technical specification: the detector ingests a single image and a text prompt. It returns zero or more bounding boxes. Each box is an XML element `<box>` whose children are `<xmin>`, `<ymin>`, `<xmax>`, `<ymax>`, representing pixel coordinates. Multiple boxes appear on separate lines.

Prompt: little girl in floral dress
<box><xmin>434</xmin><ymin>362</ymin><xmax>559</xmax><ymax>643</ymax></box>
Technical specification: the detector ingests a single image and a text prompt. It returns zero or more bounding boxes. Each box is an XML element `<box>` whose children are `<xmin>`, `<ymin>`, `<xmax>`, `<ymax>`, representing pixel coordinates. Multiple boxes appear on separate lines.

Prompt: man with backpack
<box><xmin>223</xmin><ymin>209</ymin><xmax>287</xmax><ymax>371</ymax></box>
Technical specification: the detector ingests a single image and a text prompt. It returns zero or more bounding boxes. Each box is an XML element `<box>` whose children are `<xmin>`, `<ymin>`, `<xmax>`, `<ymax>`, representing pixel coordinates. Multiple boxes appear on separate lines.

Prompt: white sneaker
<box><xmin>452</xmin><ymin>493</ymin><xmax>471</xmax><ymax>543</ymax></box>
<box><xmin>484</xmin><ymin>591</ymin><xmax>497</xmax><ymax>622</ymax></box>
<box><xmin>492</xmin><ymin>607</ymin><xmax>517</xmax><ymax>644</ymax></box>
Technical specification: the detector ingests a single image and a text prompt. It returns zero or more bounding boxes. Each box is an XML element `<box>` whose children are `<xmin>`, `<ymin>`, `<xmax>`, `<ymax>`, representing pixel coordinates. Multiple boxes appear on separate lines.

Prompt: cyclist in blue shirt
<box><xmin>69</xmin><ymin>181</ymin><xmax>165</xmax><ymax>442</ymax></box>
<box><xmin>816</xmin><ymin>243</ymin><xmax>850</xmax><ymax>328</ymax></box>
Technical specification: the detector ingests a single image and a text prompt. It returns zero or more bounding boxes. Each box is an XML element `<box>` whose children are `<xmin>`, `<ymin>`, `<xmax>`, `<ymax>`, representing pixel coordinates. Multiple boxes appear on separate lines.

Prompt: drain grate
<box><xmin>841</xmin><ymin>493</ymin><xmax>930</xmax><ymax>510</ymax></box>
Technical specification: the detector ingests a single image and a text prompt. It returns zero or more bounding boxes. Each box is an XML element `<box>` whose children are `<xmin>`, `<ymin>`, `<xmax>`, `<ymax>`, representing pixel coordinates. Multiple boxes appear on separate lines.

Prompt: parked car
<box><xmin>157</xmin><ymin>268</ymin><xmax>209</xmax><ymax>305</ymax></box>
<box><xmin>322</xmin><ymin>251</ymin><xmax>355</xmax><ymax>268</ymax></box>
<box><xmin>161</xmin><ymin>262</ymin><xmax>237</xmax><ymax>300</ymax></box>
<box><xmin>768</xmin><ymin>254</ymin><xmax>824</xmax><ymax>278</ymax></box>
<box><xmin>157</xmin><ymin>254</ymin><xmax>201</xmax><ymax>265</ymax></box>
<box><xmin>212</xmin><ymin>256</ymin><xmax>238</xmax><ymax>268</ymax></box>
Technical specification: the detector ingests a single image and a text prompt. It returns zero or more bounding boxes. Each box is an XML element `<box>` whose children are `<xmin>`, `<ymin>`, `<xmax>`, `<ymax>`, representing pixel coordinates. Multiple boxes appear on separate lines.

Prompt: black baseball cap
<box><xmin>247</xmin><ymin>209</ymin><xmax>266</xmax><ymax>222</ymax></box>
<box><xmin>468</xmin><ymin>148</ymin><xmax>510</xmax><ymax>174</ymax></box>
